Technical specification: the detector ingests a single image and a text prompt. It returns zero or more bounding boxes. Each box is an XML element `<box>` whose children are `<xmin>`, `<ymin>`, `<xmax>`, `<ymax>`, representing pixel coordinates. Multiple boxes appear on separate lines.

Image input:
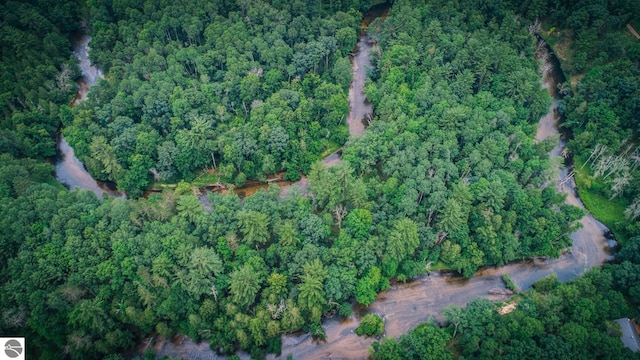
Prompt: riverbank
<box><xmin>55</xmin><ymin>32</ymin><xmax>122</xmax><ymax>199</ymax></box>
<box><xmin>149</xmin><ymin>4</ymin><xmax>387</xmax><ymax>202</ymax></box>
<box><xmin>537</xmin><ymin>24</ymin><xmax>632</xmax><ymax>244</ymax></box>
<box><xmin>151</xmin><ymin>144</ymin><xmax>342</xmax><ymax>198</ymax></box>
<box><xmin>573</xmin><ymin>158</ymin><xmax>628</xmax><ymax>244</ymax></box>
<box><xmin>6</xmin><ymin>2</ymin><xmax>634</xmax><ymax>360</ymax></box>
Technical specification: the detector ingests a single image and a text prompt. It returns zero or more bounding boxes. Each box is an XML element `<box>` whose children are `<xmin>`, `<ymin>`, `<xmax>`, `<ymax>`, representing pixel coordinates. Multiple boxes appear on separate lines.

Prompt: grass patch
<box><xmin>539</xmin><ymin>24</ymin><xmax>574</xmax><ymax>75</ymax></box>
<box><xmin>502</xmin><ymin>272</ymin><xmax>520</xmax><ymax>293</ymax></box>
<box><xmin>541</xmin><ymin>26</ymin><xmax>572</xmax><ymax>61</ymax></box>
<box><xmin>150</xmin><ymin>181</ymin><xmax>176</xmax><ymax>190</ymax></box>
<box><xmin>47</xmin><ymin>178</ymin><xmax>70</xmax><ymax>192</ymax></box>
<box><xmin>539</xmin><ymin>23</ymin><xmax>636</xmax><ymax>88</ymax></box>
<box><xmin>150</xmin><ymin>170</ymin><xmax>231</xmax><ymax>191</ymax></box>
<box><xmin>430</xmin><ymin>261</ymin><xmax>454</xmax><ymax>272</ymax></box>
<box><xmin>573</xmin><ymin>158</ymin><xmax>629</xmax><ymax>244</ymax></box>
<box><xmin>320</xmin><ymin>141</ymin><xmax>341</xmax><ymax>158</ymax></box>
<box><xmin>189</xmin><ymin>170</ymin><xmax>226</xmax><ymax>188</ymax></box>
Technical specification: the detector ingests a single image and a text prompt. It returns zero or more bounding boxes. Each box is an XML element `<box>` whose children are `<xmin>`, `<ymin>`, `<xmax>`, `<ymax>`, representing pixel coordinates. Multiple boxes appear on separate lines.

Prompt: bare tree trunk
<box><xmin>333</xmin><ymin>204</ymin><xmax>347</xmax><ymax>229</ymax></box>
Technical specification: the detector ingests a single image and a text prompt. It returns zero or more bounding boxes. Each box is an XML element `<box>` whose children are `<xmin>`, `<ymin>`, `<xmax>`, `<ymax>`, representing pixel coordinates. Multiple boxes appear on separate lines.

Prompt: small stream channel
<box><xmin>54</xmin><ymin>33</ymin><xmax>122</xmax><ymax>199</ymax></box>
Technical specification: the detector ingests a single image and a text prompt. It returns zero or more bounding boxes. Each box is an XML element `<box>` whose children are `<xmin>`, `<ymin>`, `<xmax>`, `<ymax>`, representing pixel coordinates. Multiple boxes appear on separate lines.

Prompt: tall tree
<box><xmin>386</xmin><ymin>218</ymin><xmax>419</xmax><ymax>263</ymax></box>
<box><xmin>237</xmin><ymin>210</ymin><xmax>270</xmax><ymax>247</ymax></box>
<box><xmin>229</xmin><ymin>265</ymin><xmax>261</xmax><ymax>308</ymax></box>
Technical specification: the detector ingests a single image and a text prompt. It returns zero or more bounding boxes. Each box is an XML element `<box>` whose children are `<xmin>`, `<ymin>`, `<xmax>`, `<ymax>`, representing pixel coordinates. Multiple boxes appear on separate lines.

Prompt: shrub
<box><xmin>502</xmin><ymin>271</ymin><xmax>520</xmax><ymax>293</ymax></box>
<box><xmin>355</xmin><ymin>314</ymin><xmax>384</xmax><ymax>337</ymax></box>
<box><xmin>338</xmin><ymin>302</ymin><xmax>353</xmax><ymax>317</ymax></box>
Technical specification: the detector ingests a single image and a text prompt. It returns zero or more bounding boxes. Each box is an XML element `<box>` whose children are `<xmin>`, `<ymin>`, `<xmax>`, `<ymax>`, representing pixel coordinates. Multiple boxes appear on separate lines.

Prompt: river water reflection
<box><xmin>55</xmin><ymin>34</ymin><xmax>121</xmax><ymax>199</ymax></box>
<box><xmin>55</xmin><ymin>137</ymin><xmax>114</xmax><ymax>199</ymax></box>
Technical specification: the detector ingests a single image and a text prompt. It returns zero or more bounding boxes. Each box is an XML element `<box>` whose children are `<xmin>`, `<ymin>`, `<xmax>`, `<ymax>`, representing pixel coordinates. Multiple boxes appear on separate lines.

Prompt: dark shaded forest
<box><xmin>0</xmin><ymin>0</ymin><xmax>639</xmax><ymax>359</ymax></box>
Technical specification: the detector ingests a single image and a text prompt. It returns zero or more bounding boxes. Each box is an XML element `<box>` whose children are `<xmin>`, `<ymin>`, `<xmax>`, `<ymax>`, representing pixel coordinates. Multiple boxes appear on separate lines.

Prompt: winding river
<box><xmin>270</xmin><ymin>37</ymin><xmax>614</xmax><ymax>360</ymax></box>
<box><xmin>55</xmin><ymin>34</ymin><xmax>122</xmax><ymax>199</ymax></box>
<box><xmin>345</xmin><ymin>6</ymin><xmax>380</xmax><ymax>136</ymax></box>
<box><xmin>61</xmin><ymin>9</ymin><xmax>377</xmax><ymax>201</ymax></box>
<box><xmin>269</xmin><ymin>36</ymin><xmax>614</xmax><ymax>359</ymax></box>
<box><xmin>66</xmin><ymin>6</ymin><xmax>614</xmax><ymax>359</ymax></box>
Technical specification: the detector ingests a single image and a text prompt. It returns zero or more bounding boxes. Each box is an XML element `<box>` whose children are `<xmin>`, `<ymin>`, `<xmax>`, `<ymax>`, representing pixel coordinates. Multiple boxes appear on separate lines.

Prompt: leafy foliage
<box><xmin>371</xmin><ymin>322</ymin><xmax>452</xmax><ymax>360</ymax></box>
<box><xmin>355</xmin><ymin>313</ymin><xmax>384</xmax><ymax>337</ymax></box>
<box><xmin>510</xmin><ymin>0</ymin><xmax>640</xmax><ymax>242</ymax></box>
<box><xmin>63</xmin><ymin>0</ymin><xmax>363</xmax><ymax>195</ymax></box>
<box><xmin>562</xmin><ymin>59</ymin><xmax>640</xmax><ymax>240</ymax></box>
<box><xmin>336</xmin><ymin>0</ymin><xmax>582</xmax><ymax>277</ymax></box>
<box><xmin>0</xmin><ymin>0</ymin><xmax>81</xmax><ymax>159</ymax></box>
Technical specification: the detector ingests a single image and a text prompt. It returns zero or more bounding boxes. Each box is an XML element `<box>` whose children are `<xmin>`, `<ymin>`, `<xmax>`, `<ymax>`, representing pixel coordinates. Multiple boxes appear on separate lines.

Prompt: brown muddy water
<box><xmin>346</xmin><ymin>35</ymin><xmax>374</xmax><ymax>136</ymax></box>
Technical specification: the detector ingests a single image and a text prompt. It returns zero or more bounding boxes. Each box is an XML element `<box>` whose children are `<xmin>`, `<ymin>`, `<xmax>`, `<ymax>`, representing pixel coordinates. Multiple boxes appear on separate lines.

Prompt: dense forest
<box><xmin>555</xmin><ymin>0</ymin><xmax>640</xmax><ymax>242</ymax></box>
<box><xmin>0</xmin><ymin>0</ymin><xmax>639</xmax><ymax>359</ymax></box>
<box><xmin>370</xmin><ymin>0</ymin><xmax>640</xmax><ymax>359</ymax></box>
<box><xmin>64</xmin><ymin>0</ymin><xmax>366</xmax><ymax>196</ymax></box>
<box><xmin>508</xmin><ymin>0</ymin><xmax>640</xmax><ymax>242</ymax></box>
<box><xmin>0</xmin><ymin>0</ymin><xmax>81</xmax><ymax>161</ymax></box>
<box><xmin>341</xmin><ymin>0</ymin><xmax>584</xmax><ymax>278</ymax></box>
